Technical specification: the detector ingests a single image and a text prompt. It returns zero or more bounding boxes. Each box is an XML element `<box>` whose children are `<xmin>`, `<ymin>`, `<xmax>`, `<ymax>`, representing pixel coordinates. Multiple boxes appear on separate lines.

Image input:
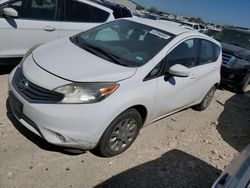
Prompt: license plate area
<box><xmin>9</xmin><ymin>92</ymin><xmax>23</xmax><ymax>119</ymax></box>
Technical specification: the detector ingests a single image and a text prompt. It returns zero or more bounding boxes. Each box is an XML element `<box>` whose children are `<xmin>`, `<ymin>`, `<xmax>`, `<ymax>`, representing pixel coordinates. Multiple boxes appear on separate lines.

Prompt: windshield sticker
<box><xmin>149</xmin><ymin>30</ymin><xmax>171</xmax><ymax>40</ymax></box>
<box><xmin>136</xmin><ymin>56</ymin><xmax>144</xmax><ymax>61</ymax></box>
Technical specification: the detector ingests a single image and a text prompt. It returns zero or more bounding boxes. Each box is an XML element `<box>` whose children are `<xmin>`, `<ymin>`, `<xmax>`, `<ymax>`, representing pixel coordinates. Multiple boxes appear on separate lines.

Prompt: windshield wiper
<box><xmin>77</xmin><ymin>38</ymin><xmax>131</xmax><ymax>67</ymax></box>
<box><xmin>74</xmin><ymin>36</ymin><xmax>100</xmax><ymax>56</ymax></box>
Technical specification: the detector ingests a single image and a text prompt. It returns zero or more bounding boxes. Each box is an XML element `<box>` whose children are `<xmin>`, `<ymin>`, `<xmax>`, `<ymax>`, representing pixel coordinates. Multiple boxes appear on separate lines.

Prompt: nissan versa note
<box><xmin>8</xmin><ymin>18</ymin><xmax>222</xmax><ymax>157</ymax></box>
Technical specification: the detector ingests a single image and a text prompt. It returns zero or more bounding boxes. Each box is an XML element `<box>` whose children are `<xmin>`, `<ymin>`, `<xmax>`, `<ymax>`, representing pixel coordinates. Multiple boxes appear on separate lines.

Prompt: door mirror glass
<box><xmin>2</xmin><ymin>8</ymin><xmax>18</xmax><ymax>18</ymax></box>
<box><xmin>168</xmin><ymin>64</ymin><xmax>190</xmax><ymax>77</ymax></box>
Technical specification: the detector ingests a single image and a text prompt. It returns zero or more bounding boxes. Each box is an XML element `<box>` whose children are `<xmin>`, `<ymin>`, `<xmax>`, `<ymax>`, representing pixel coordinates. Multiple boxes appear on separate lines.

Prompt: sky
<box><xmin>132</xmin><ymin>0</ymin><xmax>250</xmax><ymax>27</ymax></box>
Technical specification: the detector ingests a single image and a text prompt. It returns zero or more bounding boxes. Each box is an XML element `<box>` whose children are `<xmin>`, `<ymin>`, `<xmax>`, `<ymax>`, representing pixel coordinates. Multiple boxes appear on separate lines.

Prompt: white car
<box><xmin>181</xmin><ymin>21</ymin><xmax>201</xmax><ymax>31</ymax></box>
<box><xmin>8</xmin><ymin>18</ymin><xmax>222</xmax><ymax>157</ymax></box>
<box><xmin>0</xmin><ymin>0</ymin><xmax>132</xmax><ymax>62</ymax></box>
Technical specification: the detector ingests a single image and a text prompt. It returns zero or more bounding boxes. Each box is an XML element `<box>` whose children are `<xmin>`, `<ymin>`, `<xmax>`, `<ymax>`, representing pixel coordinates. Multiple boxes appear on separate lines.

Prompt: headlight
<box><xmin>19</xmin><ymin>44</ymin><xmax>41</xmax><ymax>67</ymax></box>
<box><xmin>54</xmin><ymin>83</ymin><xmax>119</xmax><ymax>104</ymax></box>
<box><xmin>231</xmin><ymin>59</ymin><xmax>250</xmax><ymax>69</ymax></box>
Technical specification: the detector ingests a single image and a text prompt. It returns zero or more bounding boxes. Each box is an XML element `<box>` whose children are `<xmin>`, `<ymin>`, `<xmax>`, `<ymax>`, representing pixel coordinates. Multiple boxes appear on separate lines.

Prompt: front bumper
<box><xmin>8</xmin><ymin>67</ymin><xmax>117</xmax><ymax>151</ymax></box>
<box><xmin>220</xmin><ymin>66</ymin><xmax>248</xmax><ymax>87</ymax></box>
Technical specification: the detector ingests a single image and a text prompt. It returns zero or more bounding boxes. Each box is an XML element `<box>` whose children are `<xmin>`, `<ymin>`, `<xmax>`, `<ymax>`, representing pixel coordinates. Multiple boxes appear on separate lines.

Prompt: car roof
<box><xmin>124</xmin><ymin>17</ymin><xmax>195</xmax><ymax>35</ymax></box>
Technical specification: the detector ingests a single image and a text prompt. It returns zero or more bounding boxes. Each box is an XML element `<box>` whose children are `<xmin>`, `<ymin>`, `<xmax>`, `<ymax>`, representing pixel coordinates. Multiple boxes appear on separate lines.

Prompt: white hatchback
<box><xmin>8</xmin><ymin>18</ymin><xmax>221</xmax><ymax>157</ymax></box>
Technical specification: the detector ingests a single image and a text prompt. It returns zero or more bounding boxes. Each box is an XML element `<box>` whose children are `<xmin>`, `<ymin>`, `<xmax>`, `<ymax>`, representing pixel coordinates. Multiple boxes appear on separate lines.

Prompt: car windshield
<box><xmin>214</xmin><ymin>29</ymin><xmax>250</xmax><ymax>50</ymax></box>
<box><xmin>72</xmin><ymin>20</ymin><xmax>174</xmax><ymax>67</ymax></box>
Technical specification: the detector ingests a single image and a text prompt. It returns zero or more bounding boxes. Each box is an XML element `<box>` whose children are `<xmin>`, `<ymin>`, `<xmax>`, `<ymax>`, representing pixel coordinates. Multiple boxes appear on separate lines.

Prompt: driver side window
<box><xmin>164</xmin><ymin>38</ymin><xmax>199</xmax><ymax>72</ymax></box>
<box><xmin>7</xmin><ymin>0</ymin><xmax>57</xmax><ymax>21</ymax></box>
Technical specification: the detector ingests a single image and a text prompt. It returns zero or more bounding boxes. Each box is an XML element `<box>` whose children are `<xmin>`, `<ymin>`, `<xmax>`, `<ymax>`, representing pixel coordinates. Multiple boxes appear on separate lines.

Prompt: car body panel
<box><xmin>212</xmin><ymin>144</ymin><xmax>250</xmax><ymax>188</ymax></box>
<box><xmin>0</xmin><ymin>19</ymin><xmax>60</xmax><ymax>58</ymax></box>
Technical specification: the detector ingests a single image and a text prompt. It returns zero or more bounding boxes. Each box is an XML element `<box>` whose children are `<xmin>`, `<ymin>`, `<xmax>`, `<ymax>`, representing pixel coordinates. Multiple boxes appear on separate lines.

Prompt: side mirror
<box><xmin>168</xmin><ymin>64</ymin><xmax>191</xmax><ymax>77</ymax></box>
<box><xmin>2</xmin><ymin>8</ymin><xmax>18</xmax><ymax>18</ymax></box>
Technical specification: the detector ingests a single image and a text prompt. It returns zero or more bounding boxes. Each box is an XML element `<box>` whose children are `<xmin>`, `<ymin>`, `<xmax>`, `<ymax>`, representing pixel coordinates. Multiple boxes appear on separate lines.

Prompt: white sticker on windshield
<box><xmin>136</xmin><ymin>56</ymin><xmax>143</xmax><ymax>61</ymax></box>
<box><xmin>149</xmin><ymin>30</ymin><xmax>171</xmax><ymax>40</ymax></box>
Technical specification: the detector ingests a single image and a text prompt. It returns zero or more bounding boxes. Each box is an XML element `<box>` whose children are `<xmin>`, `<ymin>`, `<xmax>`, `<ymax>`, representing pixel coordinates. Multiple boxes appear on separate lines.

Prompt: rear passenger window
<box><xmin>64</xmin><ymin>0</ymin><xmax>92</xmax><ymax>22</ymax></box>
<box><xmin>214</xmin><ymin>44</ymin><xmax>221</xmax><ymax>61</ymax></box>
<box><xmin>91</xmin><ymin>6</ymin><xmax>109</xmax><ymax>22</ymax></box>
<box><xmin>199</xmin><ymin>40</ymin><xmax>214</xmax><ymax>65</ymax></box>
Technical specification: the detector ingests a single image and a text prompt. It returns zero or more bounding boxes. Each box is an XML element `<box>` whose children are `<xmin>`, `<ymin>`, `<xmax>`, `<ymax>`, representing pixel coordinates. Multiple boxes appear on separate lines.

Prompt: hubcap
<box><xmin>108</xmin><ymin>118</ymin><xmax>138</xmax><ymax>152</ymax></box>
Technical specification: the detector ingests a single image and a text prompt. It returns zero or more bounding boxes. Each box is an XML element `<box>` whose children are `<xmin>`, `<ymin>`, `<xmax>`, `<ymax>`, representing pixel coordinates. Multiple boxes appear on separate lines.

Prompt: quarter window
<box><xmin>91</xmin><ymin>6</ymin><xmax>109</xmax><ymax>22</ymax></box>
<box><xmin>164</xmin><ymin>39</ymin><xmax>199</xmax><ymax>72</ymax></box>
<box><xmin>64</xmin><ymin>0</ymin><xmax>92</xmax><ymax>22</ymax></box>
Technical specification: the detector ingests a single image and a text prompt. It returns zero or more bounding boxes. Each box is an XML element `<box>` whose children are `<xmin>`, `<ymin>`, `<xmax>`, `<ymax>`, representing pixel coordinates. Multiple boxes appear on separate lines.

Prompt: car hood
<box><xmin>32</xmin><ymin>39</ymin><xmax>136</xmax><ymax>82</ymax></box>
<box><xmin>221</xmin><ymin>42</ymin><xmax>250</xmax><ymax>59</ymax></box>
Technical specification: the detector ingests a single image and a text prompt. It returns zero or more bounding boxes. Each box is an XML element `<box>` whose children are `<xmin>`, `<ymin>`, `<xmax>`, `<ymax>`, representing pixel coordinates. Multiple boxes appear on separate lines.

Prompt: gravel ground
<box><xmin>0</xmin><ymin>66</ymin><xmax>250</xmax><ymax>188</ymax></box>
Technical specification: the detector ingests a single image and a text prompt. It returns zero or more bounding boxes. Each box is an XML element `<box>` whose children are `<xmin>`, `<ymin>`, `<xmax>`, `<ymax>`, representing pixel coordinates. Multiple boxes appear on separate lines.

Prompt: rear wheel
<box><xmin>193</xmin><ymin>86</ymin><xmax>216</xmax><ymax>111</ymax></box>
<box><xmin>93</xmin><ymin>109</ymin><xmax>142</xmax><ymax>157</ymax></box>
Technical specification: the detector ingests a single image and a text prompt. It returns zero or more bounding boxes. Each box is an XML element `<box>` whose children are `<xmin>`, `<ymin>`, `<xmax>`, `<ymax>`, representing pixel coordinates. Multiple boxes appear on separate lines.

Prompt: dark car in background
<box><xmin>212</xmin><ymin>144</ymin><xmax>250</xmax><ymax>188</ymax></box>
<box><xmin>214</xmin><ymin>27</ymin><xmax>250</xmax><ymax>93</ymax></box>
<box><xmin>202</xmin><ymin>28</ymin><xmax>220</xmax><ymax>37</ymax></box>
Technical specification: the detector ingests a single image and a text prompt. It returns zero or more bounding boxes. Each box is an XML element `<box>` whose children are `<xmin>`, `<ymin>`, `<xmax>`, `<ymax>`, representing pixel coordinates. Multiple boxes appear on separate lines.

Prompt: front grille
<box><xmin>12</xmin><ymin>68</ymin><xmax>64</xmax><ymax>103</ymax></box>
<box><xmin>222</xmin><ymin>52</ymin><xmax>236</xmax><ymax>66</ymax></box>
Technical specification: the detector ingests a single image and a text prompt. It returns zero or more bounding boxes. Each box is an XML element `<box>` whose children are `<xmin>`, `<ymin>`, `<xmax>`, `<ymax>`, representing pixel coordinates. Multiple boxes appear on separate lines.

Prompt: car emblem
<box><xmin>18</xmin><ymin>78</ymin><xmax>29</xmax><ymax>92</ymax></box>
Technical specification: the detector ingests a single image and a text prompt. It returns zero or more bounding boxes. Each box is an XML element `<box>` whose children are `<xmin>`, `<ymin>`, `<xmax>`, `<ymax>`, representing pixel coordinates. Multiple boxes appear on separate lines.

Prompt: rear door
<box><xmin>58</xmin><ymin>0</ymin><xmax>111</xmax><ymax>38</ymax></box>
<box><xmin>0</xmin><ymin>0</ymin><xmax>59</xmax><ymax>58</ymax></box>
<box><xmin>191</xmin><ymin>39</ymin><xmax>221</xmax><ymax>102</ymax></box>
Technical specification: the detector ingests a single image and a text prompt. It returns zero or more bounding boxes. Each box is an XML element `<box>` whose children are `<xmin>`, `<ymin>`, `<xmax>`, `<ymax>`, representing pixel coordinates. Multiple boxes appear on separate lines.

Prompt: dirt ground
<box><xmin>0</xmin><ymin>66</ymin><xmax>250</xmax><ymax>188</ymax></box>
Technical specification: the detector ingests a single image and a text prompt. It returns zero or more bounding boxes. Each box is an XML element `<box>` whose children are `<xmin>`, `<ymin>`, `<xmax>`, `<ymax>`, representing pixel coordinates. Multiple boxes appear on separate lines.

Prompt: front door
<box><xmin>154</xmin><ymin>38</ymin><xmax>200</xmax><ymax>118</ymax></box>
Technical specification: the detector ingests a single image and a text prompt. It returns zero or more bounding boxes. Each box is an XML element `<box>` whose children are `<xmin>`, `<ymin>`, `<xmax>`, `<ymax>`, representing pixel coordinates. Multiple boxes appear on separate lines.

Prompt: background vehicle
<box><xmin>214</xmin><ymin>27</ymin><xmax>250</xmax><ymax>93</ymax></box>
<box><xmin>181</xmin><ymin>21</ymin><xmax>201</xmax><ymax>31</ymax></box>
<box><xmin>202</xmin><ymin>28</ymin><xmax>220</xmax><ymax>37</ymax></box>
<box><xmin>212</xmin><ymin>144</ymin><xmax>250</xmax><ymax>188</ymax></box>
<box><xmin>0</xmin><ymin>0</ymin><xmax>132</xmax><ymax>63</ymax></box>
<box><xmin>141</xmin><ymin>13</ymin><xmax>169</xmax><ymax>21</ymax></box>
<box><xmin>8</xmin><ymin>18</ymin><xmax>221</xmax><ymax>157</ymax></box>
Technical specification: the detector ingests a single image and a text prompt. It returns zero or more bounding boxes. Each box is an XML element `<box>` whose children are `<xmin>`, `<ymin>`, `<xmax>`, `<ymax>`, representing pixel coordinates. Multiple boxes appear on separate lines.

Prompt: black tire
<box><xmin>93</xmin><ymin>109</ymin><xmax>142</xmax><ymax>157</ymax></box>
<box><xmin>193</xmin><ymin>86</ymin><xmax>216</xmax><ymax>111</ymax></box>
<box><xmin>233</xmin><ymin>73</ymin><xmax>250</xmax><ymax>94</ymax></box>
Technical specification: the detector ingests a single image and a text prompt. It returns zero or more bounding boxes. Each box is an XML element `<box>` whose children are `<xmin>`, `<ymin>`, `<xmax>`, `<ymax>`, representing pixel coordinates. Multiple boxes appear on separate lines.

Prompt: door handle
<box><xmin>43</xmin><ymin>26</ymin><xmax>55</xmax><ymax>32</ymax></box>
<box><xmin>190</xmin><ymin>73</ymin><xmax>196</xmax><ymax>79</ymax></box>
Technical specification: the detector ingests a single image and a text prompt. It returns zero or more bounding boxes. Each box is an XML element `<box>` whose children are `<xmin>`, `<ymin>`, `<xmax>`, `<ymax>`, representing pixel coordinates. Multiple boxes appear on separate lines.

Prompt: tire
<box><xmin>193</xmin><ymin>86</ymin><xmax>216</xmax><ymax>111</ymax></box>
<box><xmin>233</xmin><ymin>73</ymin><xmax>250</xmax><ymax>94</ymax></box>
<box><xmin>93</xmin><ymin>109</ymin><xmax>142</xmax><ymax>157</ymax></box>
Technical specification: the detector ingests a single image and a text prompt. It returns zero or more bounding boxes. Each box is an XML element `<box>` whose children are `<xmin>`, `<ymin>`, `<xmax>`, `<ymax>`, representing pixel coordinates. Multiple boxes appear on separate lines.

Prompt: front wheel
<box><xmin>93</xmin><ymin>109</ymin><xmax>142</xmax><ymax>157</ymax></box>
<box><xmin>193</xmin><ymin>86</ymin><xmax>216</xmax><ymax>111</ymax></box>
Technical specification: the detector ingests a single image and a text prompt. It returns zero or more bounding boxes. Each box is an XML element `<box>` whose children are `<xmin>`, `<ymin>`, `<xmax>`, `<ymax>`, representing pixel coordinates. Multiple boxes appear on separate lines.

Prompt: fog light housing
<box><xmin>56</xmin><ymin>133</ymin><xmax>66</xmax><ymax>142</ymax></box>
